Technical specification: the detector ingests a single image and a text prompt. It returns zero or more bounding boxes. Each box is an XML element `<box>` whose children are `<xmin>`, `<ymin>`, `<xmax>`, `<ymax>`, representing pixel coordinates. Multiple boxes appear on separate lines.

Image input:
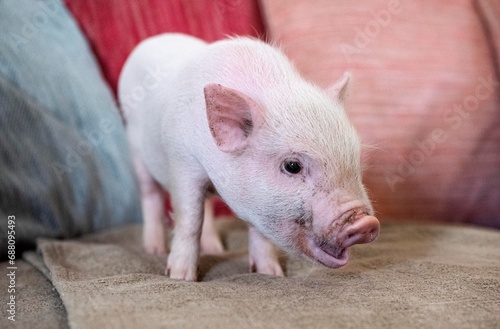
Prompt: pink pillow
<box><xmin>261</xmin><ymin>0</ymin><xmax>500</xmax><ymax>228</ymax></box>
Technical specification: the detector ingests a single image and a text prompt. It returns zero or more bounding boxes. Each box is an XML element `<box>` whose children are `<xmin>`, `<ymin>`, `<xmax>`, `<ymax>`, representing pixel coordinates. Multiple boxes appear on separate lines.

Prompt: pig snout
<box><xmin>309</xmin><ymin>214</ymin><xmax>379</xmax><ymax>268</ymax></box>
<box><xmin>338</xmin><ymin>215</ymin><xmax>379</xmax><ymax>247</ymax></box>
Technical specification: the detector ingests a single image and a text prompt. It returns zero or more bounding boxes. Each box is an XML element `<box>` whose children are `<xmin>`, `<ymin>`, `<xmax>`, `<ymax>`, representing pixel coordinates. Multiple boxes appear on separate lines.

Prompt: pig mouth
<box><xmin>307</xmin><ymin>237</ymin><xmax>350</xmax><ymax>268</ymax></box>
<box><xmin>291</xmin><ymin>220</ymin><xmax>350</xmax><ymax>268</ymax></box>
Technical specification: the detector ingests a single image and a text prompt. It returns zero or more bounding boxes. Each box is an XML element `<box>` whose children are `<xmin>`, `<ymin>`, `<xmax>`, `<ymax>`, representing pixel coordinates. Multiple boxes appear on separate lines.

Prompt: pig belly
<box><xmin>118</xmin><ymin>34</ymin><xmax>207</xmax><ymax>184</ymax></box>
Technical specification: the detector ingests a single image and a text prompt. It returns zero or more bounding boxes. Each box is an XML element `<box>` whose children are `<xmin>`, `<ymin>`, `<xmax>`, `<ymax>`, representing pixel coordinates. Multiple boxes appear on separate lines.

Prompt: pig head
<box><xmin>204</xmin><ymin>72</ymin><xmax>380</xmax><ymax>269</ymax></box>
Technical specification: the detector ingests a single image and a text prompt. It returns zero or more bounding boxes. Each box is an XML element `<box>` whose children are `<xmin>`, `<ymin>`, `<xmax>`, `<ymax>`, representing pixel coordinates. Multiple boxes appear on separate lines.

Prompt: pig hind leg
<box><xmin>248</xmin><ymin>226</ymin><xmax>284</xmax><ymax>276</ymax></box>
<box><xmin>200</xmin><ymin>198</ymin><xmax>225</xmax><ymax>254</ymax></box>
<box><xmin>132</xmin><ymin>154</ymin><xmax>167</xmax><ymax>255</ymax></box>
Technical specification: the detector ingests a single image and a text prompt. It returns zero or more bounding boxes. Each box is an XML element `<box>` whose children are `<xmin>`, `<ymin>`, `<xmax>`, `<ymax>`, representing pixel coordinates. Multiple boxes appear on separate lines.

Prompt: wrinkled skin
<box><xmin>118</xmin><ymin>33</ymin><xmax>379</xmax><ymax>281</ymax></box>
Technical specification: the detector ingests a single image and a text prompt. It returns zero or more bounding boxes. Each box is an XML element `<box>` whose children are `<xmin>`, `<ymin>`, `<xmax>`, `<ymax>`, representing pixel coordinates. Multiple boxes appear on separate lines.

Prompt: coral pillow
<box><xmin>261</xmin><ymin>0</ymin><xmax>500</xmax><ymax>228</ymax></box>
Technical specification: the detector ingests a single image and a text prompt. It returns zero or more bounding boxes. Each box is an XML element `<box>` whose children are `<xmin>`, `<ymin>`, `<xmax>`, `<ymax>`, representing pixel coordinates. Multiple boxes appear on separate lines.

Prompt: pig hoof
<box><xmin>250</xmin><ymin>258</ymin><xmax>284</xmax><ymax>277</ymax></box>
<box><xmin>260</xmin><ymin>264</ymin><xmax>284</xmax><ymax>277</ymax></box>
<box><xmin>165</xmin><ymin>266</ymin><xmax>198</xmax><ymax>281</ymax></box>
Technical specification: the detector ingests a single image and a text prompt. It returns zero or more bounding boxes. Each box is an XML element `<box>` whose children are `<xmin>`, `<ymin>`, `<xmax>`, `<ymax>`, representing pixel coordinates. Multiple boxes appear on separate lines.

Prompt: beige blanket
<box><xmin>3</xmin><ymin>220</ymin><xmax>499</xmax><ymax>329</ymax></box>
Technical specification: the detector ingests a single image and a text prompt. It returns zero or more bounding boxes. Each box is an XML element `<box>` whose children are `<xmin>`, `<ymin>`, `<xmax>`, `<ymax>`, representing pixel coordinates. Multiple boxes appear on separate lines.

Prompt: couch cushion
<box><xmin>0</xmin><ymin>0</ymin><xmax>142</xmax><ymax>259</ymax></box>
<box><xmin>63</xmin><ymin>0</ymin><xmax>266</xmax><ymax>94</ymax></box>
<box><xmin>260</xmin><ymin>0</ymin><xmax>500</xmax><ymax>228</ymax></box>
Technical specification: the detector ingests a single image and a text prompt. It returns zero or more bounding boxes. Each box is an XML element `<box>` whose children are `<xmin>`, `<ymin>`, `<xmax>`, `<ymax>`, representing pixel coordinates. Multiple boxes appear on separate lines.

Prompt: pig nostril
<box><xmin>366</xmin><ymin>227</ymin><xmax>379</xmax><ymax>242</ymax></box>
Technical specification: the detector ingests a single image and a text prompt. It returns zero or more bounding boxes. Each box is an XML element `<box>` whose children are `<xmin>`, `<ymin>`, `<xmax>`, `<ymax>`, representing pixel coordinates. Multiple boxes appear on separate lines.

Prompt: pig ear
<box><xmin>326</xmin><ymin>72</ymin><xmax>351</xmax><ymax>103</ymax></box>
<box><xmin>204</xmin><ymin>83</ymin><xmax>263</xmax><ymax>153</ymax></box>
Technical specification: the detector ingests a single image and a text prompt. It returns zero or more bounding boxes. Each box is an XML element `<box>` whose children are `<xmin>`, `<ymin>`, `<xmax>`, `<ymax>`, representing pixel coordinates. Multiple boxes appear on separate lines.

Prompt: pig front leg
<box><xmin>248</xmin><ymin>226</ymin><xmax>284</xmax><ymax>277</ymax></box>
<box><xmin>132</xmin><ymin>154</ymin><xmax>166</xmax><ymax>255</ymax></box>
<box><xmin>166</xmin><ymin>177</ymin><xmax>206</xmax><ymax>281</ymax></box>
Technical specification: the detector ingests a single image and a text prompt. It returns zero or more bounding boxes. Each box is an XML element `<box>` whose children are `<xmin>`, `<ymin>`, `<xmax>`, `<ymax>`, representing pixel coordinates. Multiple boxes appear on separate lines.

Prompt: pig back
<box><xmin>118</xmin><ymin>34</ymin><xmax>208</xmax><ymax>185</ymax></box>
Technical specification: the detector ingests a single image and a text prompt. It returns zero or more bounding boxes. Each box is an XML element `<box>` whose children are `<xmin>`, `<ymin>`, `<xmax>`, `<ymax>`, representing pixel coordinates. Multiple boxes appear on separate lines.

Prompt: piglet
<box><xmin>118</xmin><ymin>33</ymin><xmax>379</xmax><ymax>281</ymax></box>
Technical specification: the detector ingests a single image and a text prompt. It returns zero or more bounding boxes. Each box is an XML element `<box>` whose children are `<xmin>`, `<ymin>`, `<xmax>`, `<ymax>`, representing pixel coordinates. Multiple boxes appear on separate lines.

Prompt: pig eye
<box><xmin>283</xmin><ymin>160</ymin><xmax>302</xmax><ymax>174</ymax></box>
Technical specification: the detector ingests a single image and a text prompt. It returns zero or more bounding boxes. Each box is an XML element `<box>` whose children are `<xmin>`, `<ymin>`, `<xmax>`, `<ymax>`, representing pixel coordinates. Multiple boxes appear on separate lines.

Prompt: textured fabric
<box><xmin>0</xmin><ymin>259</ymin><xmax>67</xmax><ymax>328</ymax></box>
<box><xmin>14</xmin><ymin>221</ymin><xmax>500</xmax><ymax>329</ymax></box>
<box><xmin>260</xmin><ymin>0</ymin><xmax>500</xmax><ymax>228</ymax></box>
<box><xmin>0</xmin><ymin>0</ymin><xmax>142</xmax><ymax>259</ymax></box>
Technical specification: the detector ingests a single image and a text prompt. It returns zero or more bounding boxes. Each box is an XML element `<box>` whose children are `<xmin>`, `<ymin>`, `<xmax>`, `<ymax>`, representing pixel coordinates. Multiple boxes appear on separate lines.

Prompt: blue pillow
<box><xmin>0</xmin><ymin>0</ymin><xmax>142</xmax><ymax>259</ymax></box>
